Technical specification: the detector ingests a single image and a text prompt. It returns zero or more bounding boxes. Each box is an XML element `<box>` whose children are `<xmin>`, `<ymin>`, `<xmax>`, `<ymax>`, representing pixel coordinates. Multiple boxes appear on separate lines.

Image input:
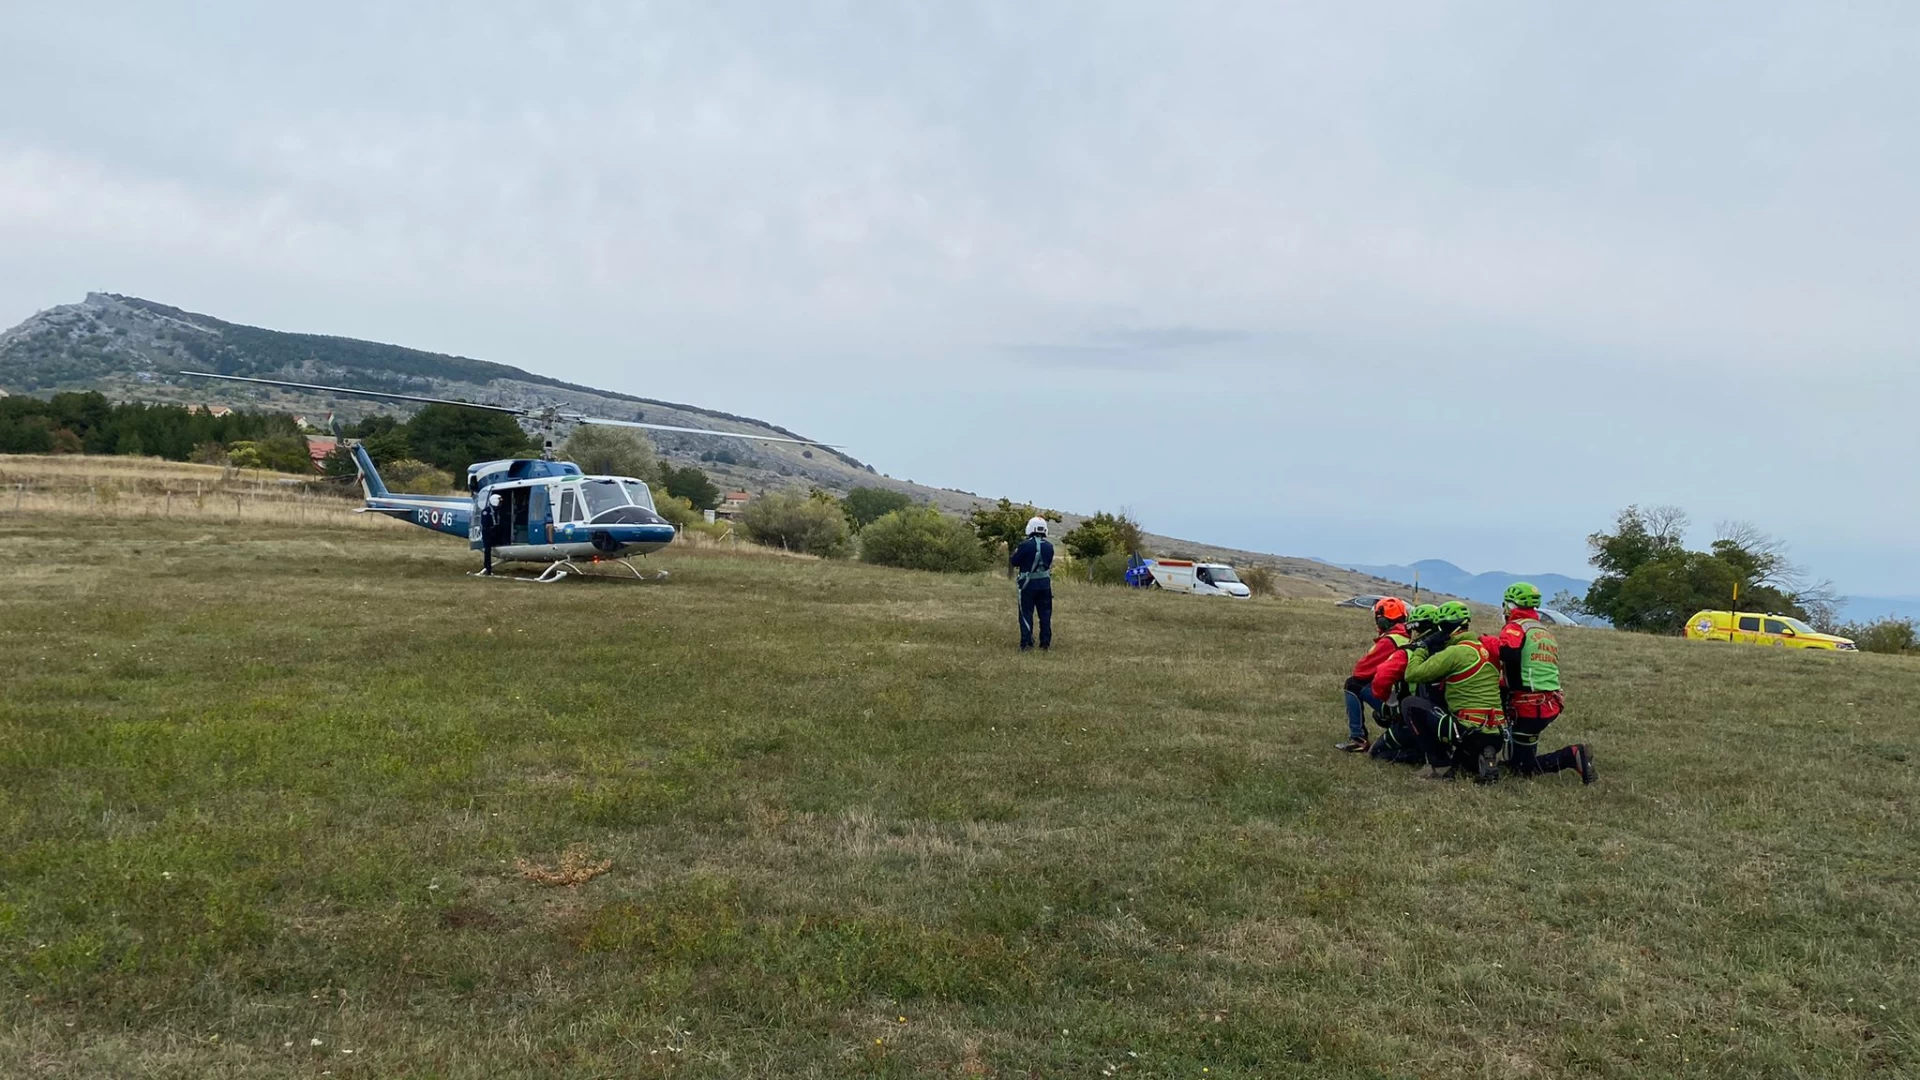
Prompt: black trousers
<box><xmin>1019</xmin><ymin>583</ymin><xmax>1052</xmax><ymax>649</ymax></box>
<box><xmin>1369</xmin><ymin>715</ymin><xmax>1426</xmax><ymax>765</ymax></box>
<box><xmin>1508</xmin><ymin>714</ymin><xmax>1581</xmax><ymax>775</ymax></box>
<box><xmin>1405</xmin><ymin>697</ymin><xmax>1502</xmax><ymax>772</ymax></box>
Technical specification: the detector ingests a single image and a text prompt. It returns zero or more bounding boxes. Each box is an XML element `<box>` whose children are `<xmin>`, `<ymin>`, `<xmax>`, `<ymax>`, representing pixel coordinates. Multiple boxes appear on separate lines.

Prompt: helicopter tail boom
<box><xmin>349</xmin><ymin>443</ymin><xmax>389</xmax><ymax>500</ymax></box>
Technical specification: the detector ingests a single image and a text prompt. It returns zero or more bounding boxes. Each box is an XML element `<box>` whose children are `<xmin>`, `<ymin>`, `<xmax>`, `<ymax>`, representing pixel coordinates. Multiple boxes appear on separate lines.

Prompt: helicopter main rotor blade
<box><xmin>181</xmin><ymin>370</ymin><xmax>844</xmax><ymax>449</ymax></box>
<box><xmin>565</xmin><ymin>415</ymin><xmax>842</xmax><ymax>449</ymax></box>
<box><xmin>178</xmin><ymin>371</ymin><xmax>529</xmax><ymax>415</ymax></box>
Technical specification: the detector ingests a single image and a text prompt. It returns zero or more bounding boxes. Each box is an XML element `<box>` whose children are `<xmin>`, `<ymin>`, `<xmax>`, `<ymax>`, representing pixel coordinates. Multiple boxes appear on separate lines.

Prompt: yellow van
<box><xmin>1684</xmin><ymin>611</ymin><xmax>1857</xmax><ymax>651</ymax></box>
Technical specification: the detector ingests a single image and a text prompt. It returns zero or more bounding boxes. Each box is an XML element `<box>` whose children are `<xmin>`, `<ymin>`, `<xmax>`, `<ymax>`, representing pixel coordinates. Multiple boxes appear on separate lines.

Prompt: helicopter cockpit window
<box><xmin>579</xmin><ymin>479</ymin><xmax>631</xmax><ymax>520</ymax></box>
<box><xmin>558</xmin><ymin>488</ymin><xmax>579</xmax><ymax>524</ymax></box>
<box><xmin>618</xmin><ymin>480</ymin><xmax>656</xmax><ymax>511</ymax></box>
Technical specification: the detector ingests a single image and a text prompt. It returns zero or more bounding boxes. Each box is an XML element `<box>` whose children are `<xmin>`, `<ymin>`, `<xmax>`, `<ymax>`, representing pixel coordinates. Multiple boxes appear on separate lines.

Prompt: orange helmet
<box><xmin>1372</xmin><ymin>596</ymin><xmax>1409</xmax><ymax>623</ymax></box>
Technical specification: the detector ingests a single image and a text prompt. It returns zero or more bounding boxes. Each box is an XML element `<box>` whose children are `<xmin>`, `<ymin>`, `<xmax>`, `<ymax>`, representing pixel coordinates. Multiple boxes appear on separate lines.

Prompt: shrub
<box><xmin>859</xmin><ymin>507</ymin><xmax>992</xmax><ymax>573</ymax></box>
<box><xmin>188</xmin><ymin>441</ymin><xmax>231</xmax><ymax>466</ymax></box>
<box><xmin>382</xmin><ymin>458</ymin><xmax>458</xmax><ymax>492</ymax></box>
<box><xmin>740</xmin><ymin>491</ymin><xmax>851</xmax><ymax>557</ymax></box>
<box><xmin>1239</xmin><ymin>565</ymin><xmax>1277</xmax><ymax>596</ymax></box>
<box><xmin>649</xmin><ymin>486</ymin><xmax>701</xmax><ymax>530</ymax></box>
<box><xmin>1838</xmin><ymin>617</ymin><xmax>1917</xmax><ymax>655</ymax></box>
<box><xmin>1080</xmin><ymin>550</ymin><xmax>1132</xmax><ymax>585</ymax></box>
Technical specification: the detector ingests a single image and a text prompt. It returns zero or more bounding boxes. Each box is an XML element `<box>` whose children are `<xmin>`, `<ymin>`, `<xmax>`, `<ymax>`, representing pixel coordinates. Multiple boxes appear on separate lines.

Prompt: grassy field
<box><xmin>1</xmin><ymin>507</ymin><xmax>1916</xmax><ymax>1078</ymax></box>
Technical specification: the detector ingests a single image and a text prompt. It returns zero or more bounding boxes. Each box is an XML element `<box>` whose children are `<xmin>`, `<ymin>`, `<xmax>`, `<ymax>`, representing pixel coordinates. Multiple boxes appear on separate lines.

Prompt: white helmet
<box><xmin>1025</xmin><ymin>516</ymin><xmax>1049</xmax><ymax>537</ymax></box>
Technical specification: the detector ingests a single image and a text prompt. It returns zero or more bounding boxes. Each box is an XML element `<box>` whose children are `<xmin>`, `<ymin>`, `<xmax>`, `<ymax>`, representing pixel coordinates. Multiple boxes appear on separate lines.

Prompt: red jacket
<box><xmin>1482</xmin><ymin>608</ymin><xmax>1539</xmax><ymax>682</ymax></box>
<box><xmin>1489</xmin><ymin>607</ymin><xmax>1539</xmax><ymax>655</ymax></box>
<box><xmin>1352</xmin><ymin>622</ymin><xmax>1411</xmax><ymax>699</ymax></box>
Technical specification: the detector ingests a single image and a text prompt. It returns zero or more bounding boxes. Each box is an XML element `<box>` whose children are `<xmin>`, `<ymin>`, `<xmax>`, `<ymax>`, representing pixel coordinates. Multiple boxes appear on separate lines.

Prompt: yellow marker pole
<box><xmin>1730</xmin><ymin>582</ymin><xmax>1739</xmax><ymax>641</ymax></box>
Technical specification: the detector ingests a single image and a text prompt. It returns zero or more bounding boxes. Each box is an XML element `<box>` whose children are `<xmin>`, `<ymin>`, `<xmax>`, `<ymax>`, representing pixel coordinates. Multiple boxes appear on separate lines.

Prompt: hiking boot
<box><xmin>1474</xmin><ymin>744</ymin><xmax>1501</xmax><ymax>785</ymax></box>
<box><xmin>1571</xmin><ymin>744</ymin><xmax>1599</xmax><ymax>785</ymax></box>
<box><xmin>1335</xmin><ymin>737</ymin><xmax>1370</xmax><ymax>753</ymax></box>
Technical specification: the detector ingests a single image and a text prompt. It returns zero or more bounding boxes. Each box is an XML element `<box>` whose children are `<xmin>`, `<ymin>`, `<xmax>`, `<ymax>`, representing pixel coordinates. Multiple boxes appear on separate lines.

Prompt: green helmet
<box><xmin>1503</xmin><ymin>581</ymin><xmax>1542</xmax><ymax>609</ymax></box>
<box><xmin>1407</xmin><ymin>603</ymin><xmax>1440</xmax><ymax>627</ymax></box>
<box><xmin>1435</xmin><ymin>601</ymin><xmax>1472</xmax><ymax>628</ymax></box>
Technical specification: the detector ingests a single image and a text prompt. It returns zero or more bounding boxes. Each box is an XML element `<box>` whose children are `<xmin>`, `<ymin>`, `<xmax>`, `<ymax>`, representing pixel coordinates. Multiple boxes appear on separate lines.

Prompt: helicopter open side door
<box><xmin>528</xmin><ymin>485</ymin><xmax>550</xmax><ymax>544</ymax></box>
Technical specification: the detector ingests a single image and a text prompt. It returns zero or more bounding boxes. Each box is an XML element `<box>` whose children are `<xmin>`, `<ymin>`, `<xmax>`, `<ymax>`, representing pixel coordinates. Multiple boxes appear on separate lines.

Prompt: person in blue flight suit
<box><xmin>1010</xmin><ymin>516</ymin><xmax>1055</xmax><ymax>651</ymax></box>
<box><xmin>480</xmin><ymin>492</ymin><xmax>502</xmax><ymax>575</ymax></box>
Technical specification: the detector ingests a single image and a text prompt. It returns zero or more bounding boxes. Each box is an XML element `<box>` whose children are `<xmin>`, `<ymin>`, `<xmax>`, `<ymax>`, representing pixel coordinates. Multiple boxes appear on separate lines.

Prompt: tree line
<box><xmin>0</xmin><ymin>391</ymin><xmax>305</xmax><ymax>464</ymax></box>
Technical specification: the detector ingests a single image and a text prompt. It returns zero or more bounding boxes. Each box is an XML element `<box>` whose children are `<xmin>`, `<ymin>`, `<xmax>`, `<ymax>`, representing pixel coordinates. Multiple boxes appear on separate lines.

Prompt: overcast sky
<box><xmin>3</xmin><ymin>2</ymin><xmax>1914</xmax><ymax>593</ymax></box>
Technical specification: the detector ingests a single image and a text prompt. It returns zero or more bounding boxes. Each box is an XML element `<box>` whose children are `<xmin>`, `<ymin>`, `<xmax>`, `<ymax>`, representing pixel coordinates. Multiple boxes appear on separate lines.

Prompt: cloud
<box><xmin>1</xmin><ymin>1</ymin><xmax>1916</xmax><ymax>587</ymax></box>
<box><xmin>1007</xmin><ymin>325</ymin><xmax>1252</xmax><ymax>370</ymax></box>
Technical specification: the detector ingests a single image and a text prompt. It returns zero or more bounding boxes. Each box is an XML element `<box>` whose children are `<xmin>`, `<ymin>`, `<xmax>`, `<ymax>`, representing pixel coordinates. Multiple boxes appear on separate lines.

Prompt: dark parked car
<box><xmin>1335</xmin><ymin>594</ymin><xmax>1396</xmax><ymax>610</ymax></box>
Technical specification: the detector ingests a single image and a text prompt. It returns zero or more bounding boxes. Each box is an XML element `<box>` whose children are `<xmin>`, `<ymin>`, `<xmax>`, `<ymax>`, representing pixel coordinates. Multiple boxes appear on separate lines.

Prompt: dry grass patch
<box><xmin>514</xmin><ymin>844</ymin><xmax>614</xmax><ymax>888</ymax></box>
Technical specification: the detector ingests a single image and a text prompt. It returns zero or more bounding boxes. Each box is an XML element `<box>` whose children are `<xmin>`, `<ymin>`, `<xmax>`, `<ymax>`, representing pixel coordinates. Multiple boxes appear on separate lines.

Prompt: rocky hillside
<box><xmin>0</xmin><ymin>293</ymin><xmax>1412</xmax><ymax>600</ymax></box>
<box><xmin>0</xmin><ymin>292</ymin><xmax>889</xmax><ymax>495</ymax></box>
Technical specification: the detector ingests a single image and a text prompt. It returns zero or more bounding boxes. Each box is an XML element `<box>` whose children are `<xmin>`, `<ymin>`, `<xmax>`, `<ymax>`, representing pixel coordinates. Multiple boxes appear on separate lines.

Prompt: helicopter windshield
<box><xmin>619</xmin><ymin>480</ymin><xmax>656</xmax><ymax>511</ymax></box>
<box><xmin>579</xmin><ymin>479</ymin><xmax>632</xmax><ymax>520</ymax></box>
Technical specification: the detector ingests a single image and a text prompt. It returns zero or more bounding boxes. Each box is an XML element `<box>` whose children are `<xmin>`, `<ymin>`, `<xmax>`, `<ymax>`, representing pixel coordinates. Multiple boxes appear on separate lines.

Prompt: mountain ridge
<box><xmin>1335</xmin><ymin>558</ymin><xmax>1590</xmax><ymax>608</ymax></box>
<box><xmin>0</xmin><ymin>292</ymin><xmax>1415</xmax><ymax>600</ymax></box>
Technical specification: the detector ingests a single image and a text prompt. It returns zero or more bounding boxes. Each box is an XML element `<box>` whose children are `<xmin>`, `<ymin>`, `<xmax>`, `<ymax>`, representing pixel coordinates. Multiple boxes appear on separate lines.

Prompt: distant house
<box><xmin>305</xmin><ymin>435</ymin><xmax>339</xmax><ymax>468</ymax></box>
<box><xmin>716</xmin><ymin>491</ymin><xmax>752</xmax><ymax>517</ymax></box>
<box><xmin>185</xmin><ymin>404</ymin><xmax>233</xmax><ymax>418</ymax></box>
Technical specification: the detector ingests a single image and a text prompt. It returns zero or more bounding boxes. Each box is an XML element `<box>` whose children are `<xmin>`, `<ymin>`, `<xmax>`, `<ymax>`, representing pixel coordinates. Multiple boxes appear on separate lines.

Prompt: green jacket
<box><xmin>1404</xmin><ymin>630</ymin><xmax>1504</xmax><ymax>717</ymax></box>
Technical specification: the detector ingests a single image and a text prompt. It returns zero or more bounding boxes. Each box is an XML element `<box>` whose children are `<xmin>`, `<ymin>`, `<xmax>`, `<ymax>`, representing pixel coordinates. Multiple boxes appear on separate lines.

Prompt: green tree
<box><xmin>858</xmin><ymin>507</ymin><xmax>992</xmax><ymax>573</ymax></box>
<box><xmin>560</xmin><ymin>425</ymin><xmax>657</xmax><ymax>479</ymax></box>
<box><xmin>0</xmin><ymin>414</ymin><xmax>56</xmax><ymax>454</ymax></box>
<box><xmin>403</xmin><ymin>404</ymin><xmax>532</xmax><ymax>472</ymax></box>
<box><xmin>843</xmin><ymin>486</ymin><xmax>914</xmax><ymax>531</ymax></box>
<box><xmin>740</xmin><ymin>491</ymin><xmax>851</xmax><ymax>557</ymax></box>
<box><xmin>969</xmin><ymin>498</ymin><xmax>1061</xmax><ymax>553</ymax></box>
<box><xmin>228</xmin><ymin>435</ymin><xmax>313</xmax><ymax>473</ymax></box>
<box><xmin>662</xmin><ymin>465</ymin><xmax>722</xmax><ymax>510</ymax></box>
<box><xmin>1061</xmin><ymin>510</ymin><xmax>1145</xmax><ymax>560</ymax></box>
<box><xmin>320</xmin><ymin>444</ymin><xmax>359</xmax><ymax>479</ymax></box>
<box><xmin>340</xmin><ymin>414</ymin><xmax>402</xmax><ymax>439</ymax></box>
<box><xmin>361</xmin><ymin>428</ymin><xmax>412</xmax><ymax>466</ymax></box>
<box><xmin>1583</xmin><ymin>507</ymin><xmax>1822</xmax><ymax>634</ymax></box>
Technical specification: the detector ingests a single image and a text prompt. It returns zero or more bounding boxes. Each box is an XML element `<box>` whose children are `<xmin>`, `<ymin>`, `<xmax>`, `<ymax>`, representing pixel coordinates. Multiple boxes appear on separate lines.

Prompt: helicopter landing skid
<box><xmin>534</xmin><ymin>559</ymin><xmax>581</xmax><ymax>583</ymax></box>
<box><xmin>469</xmin><ymin>558</ymin><xmax>660</xmax><ymax>583</ymax></box>
<box><xmin>529</xmin><ymin>557</ymin><xmax>655</xmax><ymax>583</ymax></box>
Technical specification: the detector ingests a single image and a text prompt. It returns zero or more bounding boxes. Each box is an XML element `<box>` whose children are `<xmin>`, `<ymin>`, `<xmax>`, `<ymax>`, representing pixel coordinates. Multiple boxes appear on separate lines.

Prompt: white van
<box><xmin>1146</xmin><ymin>559</ymin><xmax>1252</xmax><ymax>598</ymax></box>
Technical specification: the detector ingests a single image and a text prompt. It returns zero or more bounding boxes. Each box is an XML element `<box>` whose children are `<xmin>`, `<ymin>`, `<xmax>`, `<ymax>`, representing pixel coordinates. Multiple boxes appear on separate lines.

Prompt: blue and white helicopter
<box><xmin>182</xmin><ymin>371</ymin><xmax>836</xmax><ymax>581</ymax></box>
